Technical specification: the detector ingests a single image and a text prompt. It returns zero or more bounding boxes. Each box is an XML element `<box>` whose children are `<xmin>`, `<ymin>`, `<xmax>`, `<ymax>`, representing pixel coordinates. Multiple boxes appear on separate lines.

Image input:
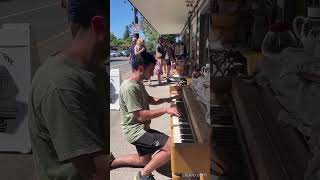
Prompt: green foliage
<box><xmin>161</xmin><ymin>34</ymin><xmax>178</xmax><ymax>43</ymax></box>
<box><xmin>110</xmin><ymin>32</ymin><xmax>117</xmax><ymax>42</ymax></box>
<box><xmin>140</xmin><ymin>18</ymin><xmax>159</xmax><ymax>51</ymax></box>
<box><xmin>110</xmin><ymin>26</ymin><xmax>132</xmax><ymax>48</ymax></box>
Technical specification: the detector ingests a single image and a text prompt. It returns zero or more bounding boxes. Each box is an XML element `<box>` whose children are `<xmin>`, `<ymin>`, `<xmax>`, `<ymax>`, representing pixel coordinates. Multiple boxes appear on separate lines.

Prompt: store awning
<box><xmin>129</xmin><ymin>0</ymin><xmax>190</xmax><ymax>35</ymax></box>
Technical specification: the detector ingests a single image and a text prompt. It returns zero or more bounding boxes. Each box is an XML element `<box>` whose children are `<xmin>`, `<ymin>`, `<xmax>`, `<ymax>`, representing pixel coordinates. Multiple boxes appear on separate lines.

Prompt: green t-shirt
<box><xmin>28</xmin><ymin>54</ymin><xmax>107</xmax><ymax>180</ymax></box>
<box><xmin>119</xmin><ymin>79</ymin><xmax>151</xmax><ymax>143</ymax></box>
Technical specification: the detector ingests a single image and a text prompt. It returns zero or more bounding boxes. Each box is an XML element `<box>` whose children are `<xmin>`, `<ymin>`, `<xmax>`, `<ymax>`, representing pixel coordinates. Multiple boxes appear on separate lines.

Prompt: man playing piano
<box><xmin>112</xmin><ymin>51</ymin><xmax>181</xmax><ymax>180</ymax></box>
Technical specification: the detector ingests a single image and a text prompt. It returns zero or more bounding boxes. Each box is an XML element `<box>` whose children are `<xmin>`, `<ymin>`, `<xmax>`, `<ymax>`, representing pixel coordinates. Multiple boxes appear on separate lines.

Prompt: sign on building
<box><xmin>0</xmin><ymin>23</ymin><xmax>40</xmax><ymax>153</ymax></box>
<box><xmin>133</xmin><ymin>23</ymin><xmax>140</xmax><ymax>33</ymax></box>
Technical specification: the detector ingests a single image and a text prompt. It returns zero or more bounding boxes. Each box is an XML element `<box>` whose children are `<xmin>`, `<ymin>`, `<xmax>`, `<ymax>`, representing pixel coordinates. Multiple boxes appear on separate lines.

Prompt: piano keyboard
<box><xmin>172</xmin><ymin>101</ymin><xmax>195</xmax><ymax>144</ymax></box>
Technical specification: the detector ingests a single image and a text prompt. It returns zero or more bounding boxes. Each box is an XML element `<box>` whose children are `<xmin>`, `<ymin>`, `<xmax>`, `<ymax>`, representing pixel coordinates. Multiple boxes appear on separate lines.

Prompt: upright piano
<box><xmin>169</xmin><ymin>85</ymin><xmax>211</xmax><ymax>180</ymax></box>
<box><xmin>168</xmin><ymin>77</ymin><xmax>309</xmax><ymax>180</ymax></box>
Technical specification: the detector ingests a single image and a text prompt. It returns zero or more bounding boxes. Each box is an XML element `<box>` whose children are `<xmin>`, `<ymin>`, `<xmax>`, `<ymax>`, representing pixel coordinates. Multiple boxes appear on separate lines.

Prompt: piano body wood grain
<box><xmin>169</xmin><ymin>85</ymin><xmax>211</xmax><ymax>180</ymax></box>
<box><xmin>170</xmin><ymin>118</ymin><xmax>210</xmax><ymax>175</ymax></box>
<box><xmin>231</xmin><ymin>78</ymin><xmax>309</xmax><ymax>180</ymax></box>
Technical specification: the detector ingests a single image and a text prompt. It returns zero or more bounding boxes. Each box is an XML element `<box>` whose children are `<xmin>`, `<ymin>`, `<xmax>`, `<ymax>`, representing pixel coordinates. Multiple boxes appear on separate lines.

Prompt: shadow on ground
<box><xmin>156</xmin><ymin>161</ymin><xmax>172</xmax><ymax>178</ymax></box>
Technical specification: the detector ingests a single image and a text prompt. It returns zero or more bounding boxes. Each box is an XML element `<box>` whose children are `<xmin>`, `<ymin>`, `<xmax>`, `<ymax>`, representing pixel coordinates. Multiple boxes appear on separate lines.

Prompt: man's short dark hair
<box><xmin>133</xmin><ymin>33</ymin><xmax>139</xmax><ymax>39</ymax></box>
<box><xmin>132</xmin><ymin>51</ymin><xmax>157</xmax><ymax>70</ymax></box>
<box><xmin>70</xmin><ymin>0</ymin><xmax>106</xmax><ymax>28</ymax></box>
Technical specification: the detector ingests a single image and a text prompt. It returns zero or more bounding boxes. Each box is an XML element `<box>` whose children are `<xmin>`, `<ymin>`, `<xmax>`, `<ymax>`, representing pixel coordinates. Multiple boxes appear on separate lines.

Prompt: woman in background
<box><xmin>134</xmin><ymin>38</ymin><xmax>147</xmax><ymax>57</ymax></box>
<box><xmin>134</xmin><ymin>38</ymin><xmax>152</xmax><ymax>85</ymax></box>
<box><xmin>129</xmin><ymin>37</ymin><xmax>138</xmax><ymax>71</ymax></box>
<box><xmin>154</xmin><ymin>52</ymin><xmax>163</xmax><ymax>85</ymax></box>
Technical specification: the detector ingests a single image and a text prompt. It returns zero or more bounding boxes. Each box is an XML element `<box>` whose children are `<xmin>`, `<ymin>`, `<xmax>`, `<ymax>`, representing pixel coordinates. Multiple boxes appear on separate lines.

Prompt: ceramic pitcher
<box><xmin>292</xmin><ymin>7</ymin><xmax>320</xmax><ymax>55</ymax></box>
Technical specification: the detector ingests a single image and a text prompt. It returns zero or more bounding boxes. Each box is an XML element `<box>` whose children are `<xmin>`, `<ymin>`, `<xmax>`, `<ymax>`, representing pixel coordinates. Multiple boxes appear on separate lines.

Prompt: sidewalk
<box><xmin>110</xmin><ymin>72</ymin><xmax>173</xmax><ymax>180</ymax></box>
<box><xmin>110</xmin><ymin>57</ymin><xmax>129</xmax><ymax>61</ymax></box>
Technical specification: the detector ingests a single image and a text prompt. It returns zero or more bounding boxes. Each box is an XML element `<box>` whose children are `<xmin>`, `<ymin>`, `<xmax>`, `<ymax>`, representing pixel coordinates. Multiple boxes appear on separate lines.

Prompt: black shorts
<box><xmin>165</xmin><ymin>59</ymin><xmax>171</xmax><ymax>65</ymax></box>
<box><xmin>131</xmin><ymin>129</ymin><xmax>169</xmax><ymax>156</ymax></box>
<box><xmin>67</xmin><ymin>0</ymin><xmax>80</xmax><ymax>23</ymax></box>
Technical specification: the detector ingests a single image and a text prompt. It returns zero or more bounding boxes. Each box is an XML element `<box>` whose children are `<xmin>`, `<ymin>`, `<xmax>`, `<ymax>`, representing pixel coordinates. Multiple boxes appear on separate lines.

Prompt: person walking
<box><xmin>28</xmin><ymin>1</ymin><xmax>111</xmax><ymax>179</ymax></box>
<box><xmin>134</xmin><ymin>38</ymin><xmax>147</xmax><ymax>57</ymax></box>
<box><xmin>154</xmin><ymin>53</ymin><xmax>163</xmax><ymax>85</ymax></box>
<box><xmin>111</xmin><ymin>52</ymin><xmax>181</xmax><ymax>180</ymax></box>
<box><xmin>156</xmin><ymin>37</ymin><xmax>166</xmax><ymax>78</ymax></box>
<box><xmin>135</xmin><ymin>38</ymin><xmax>152</xmax><ymax>85</ymax></box>
<box><xmin>129</xmin><ymin>37</ymin><xmax>138</xmax><ymax>71</ymax></box>
<box><xmin>164</xmin><ymin>41</ymin><xmax>177</xmax><ymax>83</ymax></box>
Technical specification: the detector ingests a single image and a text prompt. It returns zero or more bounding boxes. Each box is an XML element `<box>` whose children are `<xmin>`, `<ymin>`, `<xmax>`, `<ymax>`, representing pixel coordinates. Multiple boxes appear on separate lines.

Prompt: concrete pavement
<box><xmin>110</xmin><ymin>72</ymin><xmax>173</xmax><ymax>180</ymax></box>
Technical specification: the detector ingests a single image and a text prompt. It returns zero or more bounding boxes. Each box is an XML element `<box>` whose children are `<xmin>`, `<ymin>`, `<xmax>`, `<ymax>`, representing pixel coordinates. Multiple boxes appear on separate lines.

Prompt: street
<box><xmin>110</xmin><ymin>56</ymin><xmax>131</xmax><ymax>77</ymax></box>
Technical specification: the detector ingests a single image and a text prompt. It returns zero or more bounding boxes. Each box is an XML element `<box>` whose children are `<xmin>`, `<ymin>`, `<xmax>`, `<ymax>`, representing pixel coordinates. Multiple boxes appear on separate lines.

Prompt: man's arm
<box><xmin>133</xmin><ymin>107</ymin><xmax>180</xmax><ymax>123</ymax></box>
<box><xmin>148</xmin><ymin>97</ymin><xmax>171</xmax><ymax>105</ymax></box>
<box><xmin>148</xmin><ymin>94</ymin><xmax>181</xmax><ymax>105</ymax></box>
<box><xmin>42</xmin><ymin>89</ymin><xmax>110</xmax><ymax>180</ymax></box>
<box><xmin>134</xmin><ymin>47</ymin><xmax>145</xmax><ymax>55</ymax></box>
<box><xmin>71</xmin><ymin>152</ymin><xmax>109</xmax><ymax>180</ymax></box>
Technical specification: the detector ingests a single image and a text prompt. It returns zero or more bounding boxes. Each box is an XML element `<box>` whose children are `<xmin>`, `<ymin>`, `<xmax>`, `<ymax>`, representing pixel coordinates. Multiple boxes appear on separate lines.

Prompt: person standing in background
<box><xmin>164</xmin><ymin>41</ymin><xmax>176</xmax><ymax>83</ymax></box>
<box><xmin>61</xmin><ymin>0</ymin><xmax>81</xmax><ymax>38</ymax></box>
<box><xmin>129</xmin><ymin>37</ymin><xmax>138</xmax><ymax>71</ymax></box>
<box><xmin>156</xmin><ymin>37</ymin><xmax>166</xmax><ymax>78</ymax></box>
<box><xmin>134</xmin><ymin>38</ymin><xmax>147</xmax><ymax>57</ymax></box>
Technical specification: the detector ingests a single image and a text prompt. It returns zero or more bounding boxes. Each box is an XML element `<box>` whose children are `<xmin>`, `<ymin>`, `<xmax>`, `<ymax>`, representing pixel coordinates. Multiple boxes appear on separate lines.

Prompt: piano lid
<box><xmin>182</xmin><ymin>86</ymin><xmax>210</xmax><ymax>144</ymax></box>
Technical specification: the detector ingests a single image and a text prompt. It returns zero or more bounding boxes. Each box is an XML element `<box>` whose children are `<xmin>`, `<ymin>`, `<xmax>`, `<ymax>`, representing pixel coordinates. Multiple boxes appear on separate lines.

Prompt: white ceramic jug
<box><xmin>292</xmin><ymin>7</ymin><xmax>320</xmax><ymax>55</ymax></box>
<box><xmin>201</xmin><ymin>63</ymin><xmax>210</xmax><ymax>77</ymax></box>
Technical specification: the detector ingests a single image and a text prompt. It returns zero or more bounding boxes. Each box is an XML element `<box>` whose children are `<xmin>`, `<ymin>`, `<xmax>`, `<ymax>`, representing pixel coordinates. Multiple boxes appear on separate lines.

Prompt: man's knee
<box><xmin>139</xmin><ymin>155</ymin><xmax>151</xmax><ymax>166</ymax></box>
<box><xmin>162</xmin><ymin>137</ymin><xmax>171</xmax><ymax>153</ymax></box>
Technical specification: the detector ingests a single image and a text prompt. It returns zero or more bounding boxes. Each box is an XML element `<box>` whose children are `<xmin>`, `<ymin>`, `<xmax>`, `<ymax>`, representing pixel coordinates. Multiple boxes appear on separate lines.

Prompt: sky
<box><xmin>110</xmin><ymin>0</ymin><xmax>142</xmax><ymax>39</ymax></box>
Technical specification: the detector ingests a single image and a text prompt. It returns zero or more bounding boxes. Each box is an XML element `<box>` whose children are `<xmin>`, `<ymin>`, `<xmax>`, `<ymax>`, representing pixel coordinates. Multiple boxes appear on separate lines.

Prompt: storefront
<box><xmin>129</xmin><ymin>0</ymin><xmax>211</xmax><ymax>76</ymax></box>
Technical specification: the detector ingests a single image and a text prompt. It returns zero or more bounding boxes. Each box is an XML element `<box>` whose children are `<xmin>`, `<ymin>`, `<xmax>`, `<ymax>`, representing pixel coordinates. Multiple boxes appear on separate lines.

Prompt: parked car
<box><xmin>120</xmin><ymin>51</ymin><xmax>128</xmax><ymax>57</ymax></box>
<box><xmin>116</xmin><ymin>51</ymin><xmax>122</xmax><ymax>57</ymax></box>
<box><xmin>110</xmin><ymin>50</ymin><xmax>117</xmax><ymax>57</ymax></box>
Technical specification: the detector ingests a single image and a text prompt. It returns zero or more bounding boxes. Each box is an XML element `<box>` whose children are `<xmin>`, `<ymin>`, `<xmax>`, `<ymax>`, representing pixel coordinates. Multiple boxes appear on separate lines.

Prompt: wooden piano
<box><xmin>169</xmin><ymin>85</ymin><xmax>211</xmax><ymax>180</ymax></box>
<box><xmin>230</xmin><ymin>78</ymin><xmax>309</xmax><ymax>180</ymax></box>
<box><xmin>168</xmin><ymin>77</ymin><xmax>309</xmax><ymax>180</ymax></box>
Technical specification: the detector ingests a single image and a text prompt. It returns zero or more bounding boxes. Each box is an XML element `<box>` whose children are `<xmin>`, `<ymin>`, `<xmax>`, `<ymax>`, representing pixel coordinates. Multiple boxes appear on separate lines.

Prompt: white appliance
<box><xmin>0</xmin><ymin>23</ymin><xmax>40</xmax><ymax>153</ymax></box>
<box><xmin>110</xmin><ymin>69</ymin><xmax>121</xmax><ymax>110</ymax></box>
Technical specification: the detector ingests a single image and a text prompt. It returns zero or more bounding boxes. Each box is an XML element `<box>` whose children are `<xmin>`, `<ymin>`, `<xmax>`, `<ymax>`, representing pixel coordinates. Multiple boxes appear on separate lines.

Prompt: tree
<box><xmin>110</xmin><ymin>32</ymin><xmax>117</xmax><ymax>42</ymax></box>
<box><xmin>123</xmin><ymin>25</ymin><xmax>131</xmax><ymax>40</ymax></box>
<box><xmin>161</xmin><ymin>34</ymin><xmax>178</xmax><ymax>43</ymax></box>
<box><xmin>110</xmin><ymin>32</ymin><xmax>118</xmax><ymax>46</ymax></box>
<box><xmin>140</xmin><ymin>17</ymin><xmax>159</xmax><ymax>51</ymax></box>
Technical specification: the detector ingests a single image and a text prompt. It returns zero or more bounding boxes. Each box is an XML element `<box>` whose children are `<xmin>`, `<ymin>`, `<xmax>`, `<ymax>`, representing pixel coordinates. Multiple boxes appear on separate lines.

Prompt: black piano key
<box><xmin>180</xmin><ymin>139</ymin><xmax>194</xmax><ymax>143</ymax></box>
<box><xmin>179</xmin><ymin>134</ymin><xmax>193</xmax><ymax>139</ymax></box>
<box><xmin>178</xmin><ymin>128</ymin><xmax>192</xmax><ymax>134</ymax></box>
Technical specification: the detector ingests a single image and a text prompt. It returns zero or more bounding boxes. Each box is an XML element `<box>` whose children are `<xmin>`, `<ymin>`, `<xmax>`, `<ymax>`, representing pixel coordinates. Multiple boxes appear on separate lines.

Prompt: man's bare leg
<box><xmin>111</xmin><ymin>154</ymin><xmax>151</xmax><ymax>169</ymax></box>
<box><xmin>140</xmin><ymin>138</ymin><xmax>171</xmax><ymax>176</ymax></box>
<box><xmin>162</xmin><ymin>59</ymin><xmax>166</xmax><ymax>77</ymax></box>
<box><xmin>166</xmin><ymin>65</ymin><xmax>171</xmax><ymax>80</ymax></box>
